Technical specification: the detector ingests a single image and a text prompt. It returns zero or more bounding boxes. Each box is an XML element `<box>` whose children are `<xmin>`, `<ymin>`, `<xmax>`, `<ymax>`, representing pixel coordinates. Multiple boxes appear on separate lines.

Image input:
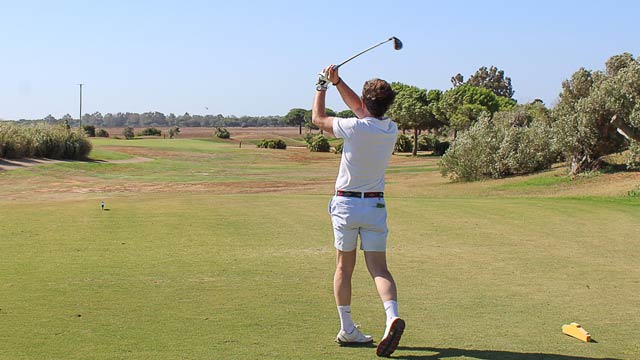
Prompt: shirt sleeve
<box><xmin>332</xmin><ymin>117</ymin><xmax>357</xmax><ymax>139</ymax></box>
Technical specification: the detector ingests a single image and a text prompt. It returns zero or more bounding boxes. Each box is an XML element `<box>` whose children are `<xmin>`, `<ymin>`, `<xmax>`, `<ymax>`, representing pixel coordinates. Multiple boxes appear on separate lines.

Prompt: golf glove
<box><xmin>316</xmin><ymin>71</ymin><xmax>330</xmax><ymax>91</ymax></box>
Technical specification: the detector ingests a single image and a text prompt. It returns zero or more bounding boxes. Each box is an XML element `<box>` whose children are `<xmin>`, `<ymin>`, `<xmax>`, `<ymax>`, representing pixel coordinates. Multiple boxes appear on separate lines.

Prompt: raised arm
<box><xmin>312</xmin><ymin>87</ymin><xmax>335</xmax><ymax>136</ymax></box>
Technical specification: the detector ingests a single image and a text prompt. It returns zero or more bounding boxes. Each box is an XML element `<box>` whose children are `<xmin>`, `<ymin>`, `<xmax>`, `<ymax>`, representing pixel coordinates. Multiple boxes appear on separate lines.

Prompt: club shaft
<box><xmin>334</xmin><ymin>38</ymin><xmax>393</xmax><ymax>70</ymax></box>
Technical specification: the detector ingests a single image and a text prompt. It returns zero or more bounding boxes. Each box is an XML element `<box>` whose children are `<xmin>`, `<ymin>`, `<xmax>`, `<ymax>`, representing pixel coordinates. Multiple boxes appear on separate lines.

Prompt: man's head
<box><xmin>362</xmin><ymin>79</ymin><xmax>396</xmax><ymax>118</ymax></box>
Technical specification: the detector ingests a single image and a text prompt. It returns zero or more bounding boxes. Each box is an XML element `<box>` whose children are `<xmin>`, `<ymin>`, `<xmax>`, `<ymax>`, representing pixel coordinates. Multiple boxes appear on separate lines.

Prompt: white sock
<box><xmin>383</xmin><ymin>300</ymin><xmax>399</xmax><ymax>325</ymax></box>
<box><xmin>337</xmin><ymin>305</ymin><xmax>355</xmax><ymax>333</ymax></box>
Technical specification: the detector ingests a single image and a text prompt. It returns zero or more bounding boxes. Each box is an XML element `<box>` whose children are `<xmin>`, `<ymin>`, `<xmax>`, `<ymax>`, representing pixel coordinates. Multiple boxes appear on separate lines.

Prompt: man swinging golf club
<box><xmin>312</xmin><ymin>65</ymin><xmax>405</xmax><ymax>357</ymax></box>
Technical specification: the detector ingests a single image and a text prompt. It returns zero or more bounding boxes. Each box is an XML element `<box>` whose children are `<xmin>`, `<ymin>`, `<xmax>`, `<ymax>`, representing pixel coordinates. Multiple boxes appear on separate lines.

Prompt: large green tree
<box><xmin>336</xmin><ymin>109</ymin><xmax>356</xmax><ymax>118</ymax></box>
<box><xmin>552</xmin><ymin>53</ymin><xmax>640</xmax><ymax>175</ymax></box>
<box><xmin>284</xmin><ymin>108</ymin><xmax>307</xmax><ymax>134</ymax></box>
<box><xmin>388</xmin><ymin>83</ymin><xmax>442</xmax><ymax>156</ymax></box>
<box><xmin>452</xmin><ymin>65</ymin><xmax>514</xmax><ymax>99</ymax></box>
<box><xmin>436</xmin><ymin>84</ymin><xmax>500</xmax><ymax>138</ymax></box>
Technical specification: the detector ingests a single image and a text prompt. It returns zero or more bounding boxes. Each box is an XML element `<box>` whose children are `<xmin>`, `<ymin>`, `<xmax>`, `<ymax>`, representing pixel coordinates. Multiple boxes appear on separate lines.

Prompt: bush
<box><xmin>395</xmin><ymin>134</ymin><xmax>413</xmax><ymax>153</ymax></box>
<box><xmin>215</xmin><ymin>127</ymin><xmax>230</xmax><ymax>139</ymax></box>
<box><xmin>440</xmin><ymin>113</ymin><xmax>557</xmax><ymax>181</ymax></box>
<box><xmin>0</xmin><ymin>123</ymin><xmax>91</xmax><ymax>160</ymax></box>
<box><xmin>31</xmin><ymin>124</ymin><xmax>66</xmax><ymax>158</ymax></box>
<box><xmin>63</xmin><ymin>129</ymin><xmax>92</xmax><ymax>159</ymax></box>
<box><xmin>82</xmin><ymin>125</ymin><xmax>96</xmax><ymax>137</ymax></box>
<box><xmin>123</xmin><ymin>127</ymin><xmax>135</xmax><ymax>140</ymax></box>
<box><xmin>433</xmin><ymin>140</ymin><xmax>451</xmax><ymax>156</ymax></box>
<box><xmin>0</xmin><ymin>123</ymin><xmax>30</xmax><ymax>158</ymax></box>
<box><xmin>415</xmin><ymin>134</ymin><xmax>439</xmax><ymax>151</ymax></box>
<box><xmin>307</xmin><ymin>135</ymin><xmax>331</xmax><ymax>152</ymax></box>
<box><xmin>256</xmin><ymin>139</ymin><xmax>287</xmax><ymax>149</ymax></box>
<box><xmin>302</xmin><ymin>132</ymin><xmax>315</xmax><ymax>145</ymax></box>
<box><xmin>96</xmin><ymin>129</ymin><xmax>110</xmax><ymax>138</ymax></box>
<box><xmin>334</xmin><ymin>142</ymin><xmax>343</xmax><ymax>154</ymax></box>
<box><xmin>168</xmin><ymin>126</ymin><xmax>180</xmax><ymax>139</ymax></box>
<box><xmin>137</xmin><ymin>127</ymin><xmax>162</xmax><ymax>136</ymax></box>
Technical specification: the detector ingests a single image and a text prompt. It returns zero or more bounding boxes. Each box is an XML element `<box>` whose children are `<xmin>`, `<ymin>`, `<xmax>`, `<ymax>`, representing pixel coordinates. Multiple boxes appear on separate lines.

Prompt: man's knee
<box><xmin>336</xmin><ymin>250</ymin><xmax>357</xmax><ymax>274</ymax></box>
<box><xmin>369</xmin><ymin>266</ymin><xmax>391</xmax><ymax>279</ymax></box>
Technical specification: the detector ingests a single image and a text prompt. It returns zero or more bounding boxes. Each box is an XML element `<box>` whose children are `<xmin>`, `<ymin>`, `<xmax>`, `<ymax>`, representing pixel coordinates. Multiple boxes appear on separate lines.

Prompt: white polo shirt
<box><xmin>332</xmin><ymin>116</ymin><xmax>398</xmax><ymax>192</ymax></box>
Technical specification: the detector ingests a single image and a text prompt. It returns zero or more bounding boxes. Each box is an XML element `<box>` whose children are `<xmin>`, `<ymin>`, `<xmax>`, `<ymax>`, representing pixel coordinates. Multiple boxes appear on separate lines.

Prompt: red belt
<box><xmin>336</xmin><ymin>190</ymin><xmax>384</xmax><ymax>198</ymax></box>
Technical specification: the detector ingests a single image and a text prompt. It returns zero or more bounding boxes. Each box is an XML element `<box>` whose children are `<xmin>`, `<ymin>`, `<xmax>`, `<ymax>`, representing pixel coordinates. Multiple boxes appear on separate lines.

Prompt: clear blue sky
<box><xmin>1</xmin><ymin>0</ymin><xmax>639</xmax><ymax>120</ymax></box>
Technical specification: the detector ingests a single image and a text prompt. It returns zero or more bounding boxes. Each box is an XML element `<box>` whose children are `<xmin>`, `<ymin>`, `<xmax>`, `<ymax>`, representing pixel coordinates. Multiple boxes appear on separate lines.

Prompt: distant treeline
<box><xmin>13</xmin><ymin>112</ymin><xmax>288</xmax><ymax>128</ymax></box>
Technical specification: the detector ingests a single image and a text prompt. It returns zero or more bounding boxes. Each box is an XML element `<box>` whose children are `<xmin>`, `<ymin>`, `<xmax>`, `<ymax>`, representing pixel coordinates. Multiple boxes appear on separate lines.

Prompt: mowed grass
<box><xmin>1</xmin><ymin>135</ymin><xmax>639</xmax><ymax>359</ymax></box>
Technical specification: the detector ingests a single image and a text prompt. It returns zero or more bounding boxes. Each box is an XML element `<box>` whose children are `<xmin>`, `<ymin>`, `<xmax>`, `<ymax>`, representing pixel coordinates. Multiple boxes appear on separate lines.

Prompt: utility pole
<box><xmin>78</xmin><ymin>83</ymin><xmax>83</xmax><ymax>127</ymax></box>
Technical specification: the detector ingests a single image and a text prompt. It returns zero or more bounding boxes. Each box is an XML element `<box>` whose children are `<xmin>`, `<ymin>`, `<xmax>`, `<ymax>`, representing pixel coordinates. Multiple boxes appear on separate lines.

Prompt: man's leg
<box><xmin>334</xmin><ymin>249</ymin><xmax>356</xmax><ymax>332</ymax></box>
<box><xmin>333</xmin><ymin>249</ymin><xmax>373</xmax><ymax>344</ymax></box>
<box><xmin>364</xmin><ymin>251</ymin><xmax>396</xmax><ymax>302</ymax></box>
<box><xmin>365</xmin><ymin>251</ymin><xmax>404</xmax><ymax>357</ymax></box>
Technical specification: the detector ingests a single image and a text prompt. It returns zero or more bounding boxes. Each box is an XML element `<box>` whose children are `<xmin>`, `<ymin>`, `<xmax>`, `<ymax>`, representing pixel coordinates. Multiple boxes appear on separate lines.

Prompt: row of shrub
<box><xmin>120</xmin><ymin>126</ymin><xmax>180</xmax><ymax>139</ymax></box>
<box><xmin>258</xmin><ymin>132</ymin><xmax>451</xmax><ymax>155</ymax></box>
<box><xmin>395</xmin><ymin>134</ymin><xmax>450</xmax><ymax>155</ymax></box>
<box><xmin>136</xmin><ymin>127</ymin><xmax>162</xmax><ymax>136</ymax></box>
<box><xmin>0</xmin><ymin>122</ymin><xmax>92</xmax><ymax>159</ymax></box>
<box><xmin>81</xmin><ymin>125</ymin><xmax>109</xmax><ymax>137</ymax></box>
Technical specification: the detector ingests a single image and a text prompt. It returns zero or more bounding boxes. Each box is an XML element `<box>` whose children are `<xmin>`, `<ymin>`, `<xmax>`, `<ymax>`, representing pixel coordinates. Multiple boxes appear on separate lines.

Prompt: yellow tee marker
<box><xmin>562</xmin><ymin>322</ymin><xmax>591</xmax><ymax>342</ymax></box>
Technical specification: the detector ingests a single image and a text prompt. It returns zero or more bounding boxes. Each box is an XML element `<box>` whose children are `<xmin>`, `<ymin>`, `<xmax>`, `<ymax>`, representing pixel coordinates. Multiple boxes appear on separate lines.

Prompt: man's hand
<box><xmin>324</xmin><ymin>65</ymin><xmax>340</xmax><ymax>85</ymax></box>
<box><xmin>316</xmin><ymin>65</ymin><xmax>341</xmax><ymax>90</ymax></box>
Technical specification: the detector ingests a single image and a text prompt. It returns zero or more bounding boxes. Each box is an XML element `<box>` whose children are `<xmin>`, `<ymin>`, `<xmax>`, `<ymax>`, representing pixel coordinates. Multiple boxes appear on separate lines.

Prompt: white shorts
<box><xmin>328</xmin><ymin>196</ymin><xmax>388</xmax><ymax>252</ymax></box>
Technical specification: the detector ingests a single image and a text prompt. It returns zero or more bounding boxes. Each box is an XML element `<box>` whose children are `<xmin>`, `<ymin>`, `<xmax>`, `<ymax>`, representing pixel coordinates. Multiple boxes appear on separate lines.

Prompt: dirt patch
<box><xmin>0</xmin><ymin>157</ymin><xmax>153</xmax><ymax>171</ymax></box>
<box><xmin>1</xmin><ymin>177</ymin><xmax>336</xmax><ymax>202</ymax></box>
<box><xmin>0</xmin><ymin>158</ymin><xmax>64</xmax><ymax>171</ymax></box>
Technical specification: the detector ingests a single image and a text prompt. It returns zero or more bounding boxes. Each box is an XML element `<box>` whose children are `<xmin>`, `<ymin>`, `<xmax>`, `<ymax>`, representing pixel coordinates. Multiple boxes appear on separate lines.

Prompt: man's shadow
<box><xmin>393</xmin><ymin>346</ymin><xmax>620</xmax><ymax>360</ymax></box>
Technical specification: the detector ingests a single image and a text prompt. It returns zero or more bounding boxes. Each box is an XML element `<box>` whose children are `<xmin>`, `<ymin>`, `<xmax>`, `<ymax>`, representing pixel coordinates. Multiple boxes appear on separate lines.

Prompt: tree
<box><xmin>123</xmin><ymin>126</ymin><xmax>135</xmax><ymax>140</ymax></box>
<box><xmin>103</xmin><ymin>113</ymin><xmax>114</xmax><ymax>127</ymax></box>
<box><xmin>336</xmin><ymin>109</ymin><xmax>356</xmax><ymax>118</ymax></box>
<box><xmin>450</xmin><ymin>73</ymin><xmax>464</xmax><ymax>88</ymax></box>
<box><xmin>43</xmin><ymin>114</ymin><xmax>57</xmax><ymax>124</ymax></box>
<box><xmin>436</xmin><ymin>84</ymin><xmax>499</xmax><ymax>138</ymax></box>
<box><xmin>91</xmin><ymin>112</ymin><xmax>104</xmax><ymax>127</ymax></box>
<box><xmin>553</xmin><ymin>53</ymin><xmax>640</xmax><ymax>175</ymax></box>
<box><xmin>496</xmin><ymin>96</ymin><xmax>517</xmax><ymax>111</ymax></box>
<box><xmin>61</xmin><ymin>114</ymin><xmax>73</xmax><ymax>129</ymax></box>
<box><xmin>388</xmin><ymin>83</ymin><xmax>442</xmax><ymax>156</ymax></box>
<box><xmin>167</xmin><ymin>113</ymin><xmax>177</xmax><ymax>126</ymax></box>
<box><xmin>451</xmin><ymin>66</ymin><xmax>514</xmax><ymax>99</ymax></box>
<box><xmin>284</xmin><ymin>108</ymin><xmax>307</xmax><ymax>135</ymax></box>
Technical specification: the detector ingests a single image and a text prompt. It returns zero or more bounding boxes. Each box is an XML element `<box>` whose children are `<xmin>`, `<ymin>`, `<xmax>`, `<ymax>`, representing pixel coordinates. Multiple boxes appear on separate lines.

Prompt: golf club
<box><xmin>317</xmin><ymin>36</ymin><xmax>403</xmax><ymax>90</ymax></box>
<box><xmin>334</xmin><ymin>36</ymin><xmax>403</xmax><ymax>70</ymax></box>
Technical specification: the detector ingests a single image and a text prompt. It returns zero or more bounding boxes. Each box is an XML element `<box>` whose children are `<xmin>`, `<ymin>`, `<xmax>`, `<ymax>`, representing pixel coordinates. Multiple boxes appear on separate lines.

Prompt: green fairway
<box><xmin>1</xmin><ymin>137</ymin><xmax>639</xmax><ymax>359</ymax></box>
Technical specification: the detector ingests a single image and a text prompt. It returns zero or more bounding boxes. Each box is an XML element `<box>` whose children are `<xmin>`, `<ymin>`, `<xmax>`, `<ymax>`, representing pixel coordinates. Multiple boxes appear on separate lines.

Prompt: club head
<box><xmin>391</xmin><ymin>37</ymin><xmax>403</xmax><ymax>50</ymax></box>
